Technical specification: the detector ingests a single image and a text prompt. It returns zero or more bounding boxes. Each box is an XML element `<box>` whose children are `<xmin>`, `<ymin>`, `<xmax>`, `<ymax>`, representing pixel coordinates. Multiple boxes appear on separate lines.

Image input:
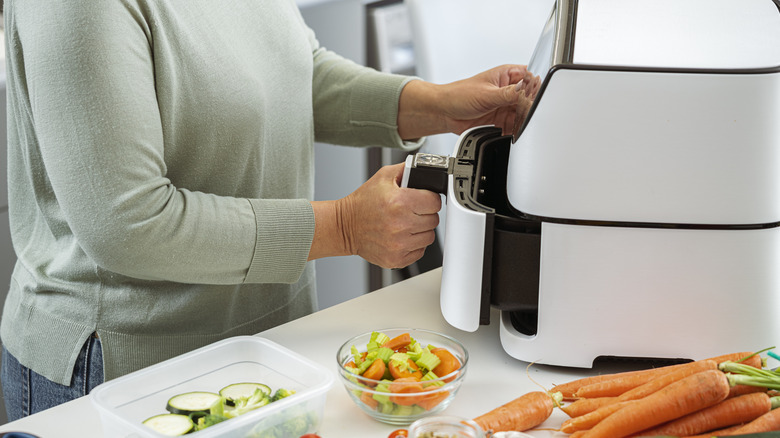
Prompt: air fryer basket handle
<box><xmin>401</xmin><ymin>153</ymin><xmax>453</xmax><ymax>193</ymax></box>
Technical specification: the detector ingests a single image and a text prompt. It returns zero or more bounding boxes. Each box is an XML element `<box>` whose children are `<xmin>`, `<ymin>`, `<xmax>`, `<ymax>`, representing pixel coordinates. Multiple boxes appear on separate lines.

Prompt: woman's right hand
<box><xmin>309</xmin><ymin>163</ymin><xmax>441</xmax><ymax>269</ymax></box>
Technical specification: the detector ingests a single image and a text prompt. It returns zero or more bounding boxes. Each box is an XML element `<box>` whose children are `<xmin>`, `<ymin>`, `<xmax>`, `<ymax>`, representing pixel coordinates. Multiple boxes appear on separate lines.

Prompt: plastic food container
<box><xmin>90</xmin><ymin>336</ymin><xmax>334</xmax><ymax>437</ymax></box>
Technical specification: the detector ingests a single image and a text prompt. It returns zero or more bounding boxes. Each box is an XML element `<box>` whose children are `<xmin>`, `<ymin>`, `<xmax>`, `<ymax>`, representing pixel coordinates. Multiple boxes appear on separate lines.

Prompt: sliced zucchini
<box><xmin>143</xmin><ymin>413</ymin><xmax>194</xmax><ymax>436</ymax></box>
<box><xmin>166</xmin><ymin>391</ymin><xmax>223</xmax><ymax>415</ymax></box>
<box><xmin>219</xmin><ymin>382</ymin><xmax>271</xmax><ymax>405</ymax></box>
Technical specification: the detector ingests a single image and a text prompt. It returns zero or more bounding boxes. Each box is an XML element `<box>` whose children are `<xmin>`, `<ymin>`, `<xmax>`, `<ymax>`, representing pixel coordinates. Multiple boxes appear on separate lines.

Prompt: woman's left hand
<box><xmin>397</xmin><ymin>64</ymin><xmax>540</xmax><ymax>140</ymax></box>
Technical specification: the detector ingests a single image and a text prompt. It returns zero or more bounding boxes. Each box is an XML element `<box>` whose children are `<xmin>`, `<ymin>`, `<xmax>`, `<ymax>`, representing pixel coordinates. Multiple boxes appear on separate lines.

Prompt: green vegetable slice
<box><xmin>219</xmin><ymin>382</ymin><xmax>271</xmax><ymax>405</ymax></box>
<box><xmin>143</xmin><ymin>413</ymin><xmax>194</xmax><ymax>436</ymax></box>
<box><xmin>166</xmin><ymin>391</ymin><xmax>223</xmax><ymax>415</ymax></box>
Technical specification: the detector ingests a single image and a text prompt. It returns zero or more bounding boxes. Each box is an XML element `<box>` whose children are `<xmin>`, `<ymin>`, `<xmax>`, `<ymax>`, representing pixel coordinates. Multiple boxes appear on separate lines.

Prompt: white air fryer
<box><xmin>403</xmin><ymin>0</ymin><xmax>780</xmax><ymax>367</ymax></box>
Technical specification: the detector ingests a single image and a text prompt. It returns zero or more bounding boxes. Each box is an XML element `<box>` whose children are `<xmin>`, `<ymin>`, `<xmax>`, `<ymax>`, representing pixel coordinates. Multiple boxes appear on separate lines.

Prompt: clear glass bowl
<box><xmin>336</xmin><ymin>328</ymin><xmax>469</xmax><ymax>426</ymax></box>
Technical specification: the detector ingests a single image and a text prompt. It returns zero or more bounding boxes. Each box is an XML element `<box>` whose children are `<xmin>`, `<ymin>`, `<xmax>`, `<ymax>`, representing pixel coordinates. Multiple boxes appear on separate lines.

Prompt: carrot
<box><xmin>473</xmin><ymin>391</ymin><xmax>561</xmax><ymax>433</ymax></box>
<box><xmin>416</xmin><ymin>386</ymin><xmax>451</xmax><ymax>411</ymax></box>
<box><xmin>560</xmin><ymin>401</ymin><xmax>632</xmax><ymax>434</ymax></box>
<box><xmin>632</xmin><ymin>392</ymin><xmax>773</xmax><ymax>437</ymax></box>
<box><xmin>561</xmin><ymin>396</ymin><xmax>619</xmax><ymax>417</ymax></box>
<box><xmin>682</xmin><ymin>423</ymin><xmax>746</xmax><ymax>438</ymax></box>
<box><xmin>576</xmin><ymin>360</ymin><xmax>718</xmax><ymax>399</ymax></box>
<box><xmin>557</xmin><ymin>352</ymin><xmax>761</xmax><ymax>400</ymax></box>
<box><xmin>728</xmin><ymin>384</ymin><xmax>767</xmax><ymax>398</ymax></box>
<box><xmin>361</xmin><ymin>358</ymin><xmax>386</xmax><ymax>383</ymax></box>
<box><xmin>582</xmin><ymin>370</ymin><xmax>731</xmax><ymax>438</ymax></box>
<box><xmin>727</xmin><ymin>403</ymin><xmax>780</xmax><ymax>435</ymax></box>
<box><xmin>708</xmin><ymin>351</ymin><xmax>763</xmax><ymax>368</ymax></box>
<box><xmin>615</xmin><ymin>360</ymin><xmax>718</xmax><ymax>402</ymax></box>
<box><xmin>382</xmin><ymin>333</ymin><xmax>411</xmax><ymax>351</ymax></box>
<box><xmin>431</xmin><ymin>347</ymin><xmax>460</xmax><ymax>383</ymax></box>
<box><xmin>552</xmin><ymin>370</ymin><xmax>654</xmax><ymax>400</ymax></box>
<box><xmin>389</xmin><ymin>377</ymin><xmax>425</xmax><ymax>406</ymax></box>
<box><xmin>360</xmin><ymin>390</ymin><xmax>379</xmax><ymax>409</ymax></box>
<box><xmin>388</xmin><ymin>358</ymin><xmax>423</xmax><ymax>380</ymax></box>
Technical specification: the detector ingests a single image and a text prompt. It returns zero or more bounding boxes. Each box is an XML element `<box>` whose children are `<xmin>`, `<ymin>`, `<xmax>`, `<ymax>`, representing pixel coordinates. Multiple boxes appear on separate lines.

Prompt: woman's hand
<box><xmin>397</xmin><ymin>64</ymin><xmax>540</xmax><ymax>140</ymax></box>
<box><xmin>309</xmin><ymin>163</ymin><xmax>441</xmax><ymax>269</ymax></box>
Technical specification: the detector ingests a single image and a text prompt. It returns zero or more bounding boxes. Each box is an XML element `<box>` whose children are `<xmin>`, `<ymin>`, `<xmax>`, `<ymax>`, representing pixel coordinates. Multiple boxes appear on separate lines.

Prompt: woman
<box><xmin>0</xmin><ymin>0</ymin><xmax>533</xmax><ymax>420</ymax></box>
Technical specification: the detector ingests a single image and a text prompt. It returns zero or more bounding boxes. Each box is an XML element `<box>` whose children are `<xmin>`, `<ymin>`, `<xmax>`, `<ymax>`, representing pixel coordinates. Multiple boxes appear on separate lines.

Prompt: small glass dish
<box><xmin>408</xmin><ymin>415</ymin><xmax>485</xmax><ymax>438</ymax></box>
<box><xmin>336</xmin><ymin>328</ymin><xmax>468</xmax><ymax>426</ymax></box>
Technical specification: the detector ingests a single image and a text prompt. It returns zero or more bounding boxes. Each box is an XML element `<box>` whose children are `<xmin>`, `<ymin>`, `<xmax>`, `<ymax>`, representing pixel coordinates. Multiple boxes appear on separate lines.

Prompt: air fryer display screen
<box><xmin>527</xmin><ymin>4</ymin><xmax>556</xmax><ymax>81</ymax></box>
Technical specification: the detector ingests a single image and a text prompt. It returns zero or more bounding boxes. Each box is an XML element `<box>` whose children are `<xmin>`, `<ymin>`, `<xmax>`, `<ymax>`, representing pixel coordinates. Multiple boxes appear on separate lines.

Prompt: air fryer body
<box><xmin>430</xmin><ymin>0</ymin><xmax>780</xmax><ymax>367</ymax></box>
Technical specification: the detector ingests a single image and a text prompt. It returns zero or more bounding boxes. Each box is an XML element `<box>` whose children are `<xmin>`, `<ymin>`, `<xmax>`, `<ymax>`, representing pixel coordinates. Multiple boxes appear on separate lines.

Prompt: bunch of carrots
<box><xmin>470</xmin><ymin>350</ymin><xmax>780</xmax><ymax>437</ymax></box>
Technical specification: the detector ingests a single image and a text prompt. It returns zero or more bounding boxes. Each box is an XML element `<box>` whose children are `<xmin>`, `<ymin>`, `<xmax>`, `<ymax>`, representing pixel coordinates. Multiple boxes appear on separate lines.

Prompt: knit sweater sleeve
<box><xmin>6</xmin><ymin>1</ymin><xmax>314</xmax><ymax>285</ymax></box>
<box><xmin>303</xmin><ymin>24</ymin><xmax>424</xmax><ymax>150</ymax></box>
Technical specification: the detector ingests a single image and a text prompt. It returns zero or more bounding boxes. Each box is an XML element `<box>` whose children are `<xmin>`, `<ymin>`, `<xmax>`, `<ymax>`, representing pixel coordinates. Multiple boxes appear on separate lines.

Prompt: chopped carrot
<box><xmin>560</xmin><ymin>401</ymin><xmax>632</xmax><ymax>434</ymax></box>
<box><xmin>382</xmin><ymin>333</ymin><xmax>411</xmax><ymax>351</ymax></box>
<box><xmin>389</xmin><ymin>377</ymin><xmax>425</xmax><ymax>406</ymax></box>
<box><xmin>360</xmin><ymin>390</ymin><xmax>379</xmax><ymax>410</ymax></box>
<box><xmin>561</xmin><ymin>397</ymin><xmax>619</xmax><ymax>418</ymax></box>
<box><xmin>431</xmin><ymin>347</ymin><xmax>460</xmax><ymax>383</ymax></box>
<box><xmin>416</xmin><ymin>387</ymin><xmax>451</xmax><ymax>411</ymax></box>
<box><xmin>388</xmin><ymin>358</ymin><xmax>423</xmax><ymax>380</ymax></box>
<box><xmin>615</xmin><ymin>360</ymin><xmax>719</xmax><ymax>402</ymax></box>
<box><xmin>473</xmin><ymin>391</ymin><xmax>559</xmax><ymax>433</ymax></box>
<box><xmin>633</xmin><ymin>392</ymin><xmax>772</xmax><ymax>437</ymax></box>
<box><xmin>582</xmin><ymin>370</ymin><xmax>731</xmax><ymax>438</ymax></box>
<box><xmin>361</xmin><ymin>358</ymin><xmax>386</xmax><ymax>384</ymax></box>
<box><xmin>727</xmin><ymin>407</ymin><xmax>780</xmax><ymax>435</ymax></box>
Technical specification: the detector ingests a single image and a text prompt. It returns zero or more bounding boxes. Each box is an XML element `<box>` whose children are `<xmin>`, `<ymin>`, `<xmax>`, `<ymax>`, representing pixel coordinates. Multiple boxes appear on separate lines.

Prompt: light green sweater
<box><xmin>1</xmin><ymin>0</ymin><xmax>418</xmax><ymax>385</ymax></box>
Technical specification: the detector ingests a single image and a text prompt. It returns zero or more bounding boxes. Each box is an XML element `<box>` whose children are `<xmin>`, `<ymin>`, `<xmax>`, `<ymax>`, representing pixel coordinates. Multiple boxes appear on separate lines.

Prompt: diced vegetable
<box><xmin>343</xmin><ymin>330</ymin><xmax>462</xmax><ymax>417</ymax></box>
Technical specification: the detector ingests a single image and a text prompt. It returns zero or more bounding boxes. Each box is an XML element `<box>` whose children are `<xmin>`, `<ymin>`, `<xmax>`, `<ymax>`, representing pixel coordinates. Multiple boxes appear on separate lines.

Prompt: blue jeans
<box><xmin>1</xmin><ymin>334</ymin><xmax>104</xmax><ymax>422</ymax></box>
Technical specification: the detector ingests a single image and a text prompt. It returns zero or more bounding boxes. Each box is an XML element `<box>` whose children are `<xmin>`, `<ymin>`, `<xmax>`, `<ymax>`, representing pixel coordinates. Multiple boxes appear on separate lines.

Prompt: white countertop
<box><xmin>0</xmin><ymin>268</ymin><xmax>654</xmax><ymax>437</ymax></box>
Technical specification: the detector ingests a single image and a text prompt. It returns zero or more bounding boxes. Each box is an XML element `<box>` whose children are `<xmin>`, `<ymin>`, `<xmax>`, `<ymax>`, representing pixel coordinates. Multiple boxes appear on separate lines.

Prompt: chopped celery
<box><xmin>351</xmin><ymin>345</ymin><xmax>363</xmax><ymax>366</ymax></box>
<box><xmin>377</xmin><ymin>401</ymin><xmax>395</xmax><ymax>414</ymax></box>
<box><xmin>357</xmin><ymin>358</ymin><xmax>375</xmax><ymax>375</ymax></box>
<box><xmin>392</xmin><ymin>404</ymin><xmax>414</xmax><ymax>416</ymax></box>
<box><xmin>406</xmin><ymin>341</ymin><xmax>423</xmax><ymax>361</ymax></box>
<box><xmin>420</xmin><ymin>371</ymin><xmax>444</xmax><ymax>387</ymax></box>
<box><xmin>369</xmin><ymin>331</ymin><xmax>391</xmax><ymax>347</ymax></box>
<box><xmin>415</xmin><ymin>350</ymin><xmax>441</xmax><ymax>372</ymax></box>
<box><xmin>372</xmin><ymin>380</ymin><xmax>392</xmax><ymax>404</ymax></box>
<box><xmin>364</xmin><ymin>349</ymin><xmax>379</xmax><ymax>363</ymax></box>
<box><xmin>389</xmin><ymin>352</ymin><xmax>410</xmax><ymax>366</ymax></box>
<box><xmin>374</xmin><ymin>347</ymin><xmax>394</xmax><ymax>364</ymax></box>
